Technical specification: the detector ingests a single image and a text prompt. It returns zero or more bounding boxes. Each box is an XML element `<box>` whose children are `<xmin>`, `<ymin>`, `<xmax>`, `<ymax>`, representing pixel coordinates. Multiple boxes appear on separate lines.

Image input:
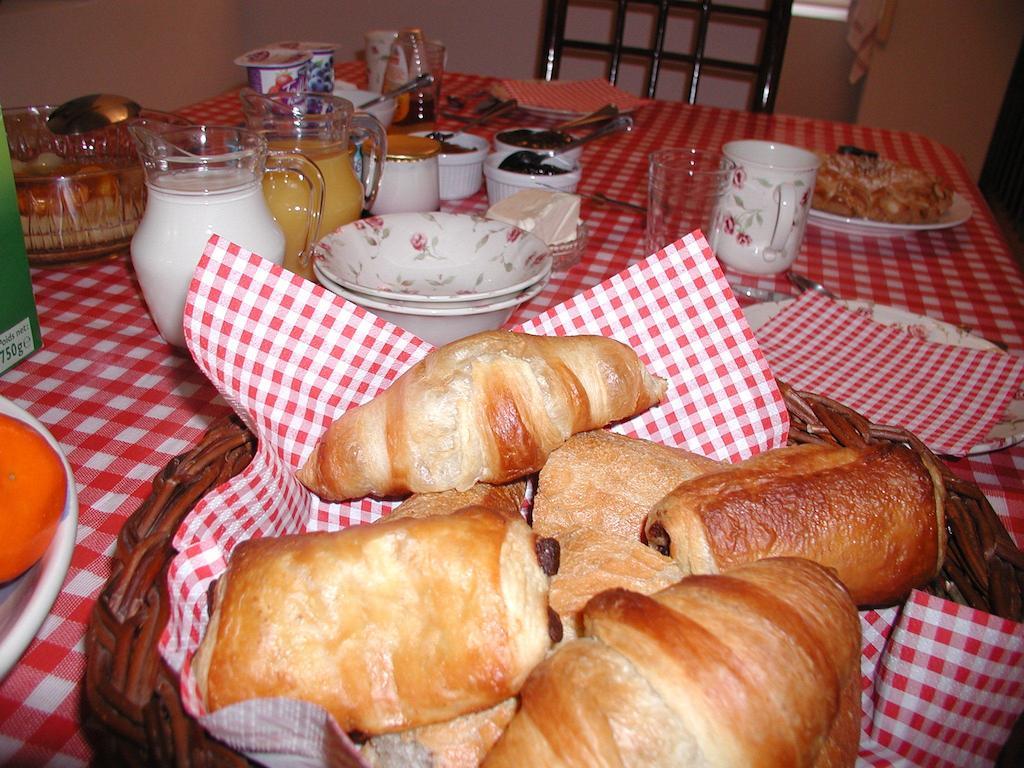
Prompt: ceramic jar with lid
<box><xmin>369</xmin><ymin>135</ymin><xmax>442</xmax><ymax>215</ymax></box>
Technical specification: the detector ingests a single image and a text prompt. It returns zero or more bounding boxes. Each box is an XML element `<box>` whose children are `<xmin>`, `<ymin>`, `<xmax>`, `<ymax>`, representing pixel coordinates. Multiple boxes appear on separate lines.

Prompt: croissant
<box><xmin>193</xmin><ymin>505</ymin><xmax>558</xmax><ymax>735</ymax></box>
<box><xmin>297</xmin><ymin>330</ymin><xmax>667</xmax><ymax>501</ymax></box>
<box><xmin>483</xmin><ymin>557</ymin><xmax>862</xmax><ymax>767</ymax></box>
<box><xmin>645</xmin><ymin>442</ymin><xmax>946</xmax><ymax>607</ymax></box>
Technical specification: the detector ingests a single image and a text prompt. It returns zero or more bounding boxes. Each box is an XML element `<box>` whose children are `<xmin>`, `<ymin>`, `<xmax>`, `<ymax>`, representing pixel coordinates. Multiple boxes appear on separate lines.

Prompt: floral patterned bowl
<box><xmin>312</xmin><ymin>211</ymin><xmax>552</xmax><ymax>302</ymax></box>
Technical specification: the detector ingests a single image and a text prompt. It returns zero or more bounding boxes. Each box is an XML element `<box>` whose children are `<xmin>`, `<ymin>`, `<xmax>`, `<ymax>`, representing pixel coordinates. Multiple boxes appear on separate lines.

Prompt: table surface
<box><xmin>2</xmin><ymin>61</ymin><xmax>1023</xmax><ymax>766</ymax></box>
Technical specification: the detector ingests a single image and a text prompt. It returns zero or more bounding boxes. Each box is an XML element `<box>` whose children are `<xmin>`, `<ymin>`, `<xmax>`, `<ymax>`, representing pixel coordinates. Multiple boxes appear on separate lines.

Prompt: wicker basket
<box><xmin>83</xmin><ymin>390</ymin><xmax>1024</xmax><ymax>765</ymax></box>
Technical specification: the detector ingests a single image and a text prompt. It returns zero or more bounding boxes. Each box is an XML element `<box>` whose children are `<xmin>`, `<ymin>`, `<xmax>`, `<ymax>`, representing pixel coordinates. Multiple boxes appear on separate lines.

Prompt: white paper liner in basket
<box><xmin>160</xmin><ymin>233</ymin><xmax>1024</xmax><ymax>767</ymax></box>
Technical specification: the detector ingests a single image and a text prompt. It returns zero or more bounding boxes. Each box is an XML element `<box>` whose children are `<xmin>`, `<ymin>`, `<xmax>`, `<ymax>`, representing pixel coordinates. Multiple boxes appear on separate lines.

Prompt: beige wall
<box><xmin>0</xmin><ymin>0</ymin><xmax>1020</xmax><ymax>181</ymax></box>
<box><xmin>0</xmin><ymin>0</ymin><xmax>246</xmax><ymax>111</ymax></box>
<box><xmin>855</xmin><ymin>0</ymin><xmax>1024</xmax><ymax>180</ymax></box>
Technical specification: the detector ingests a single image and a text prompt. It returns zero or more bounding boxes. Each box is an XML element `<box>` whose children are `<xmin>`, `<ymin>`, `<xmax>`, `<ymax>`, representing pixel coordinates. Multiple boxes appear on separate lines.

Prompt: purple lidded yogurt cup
<box><xmin>234</xmin><ymin>48</ymin><xmax>312</xmax><ymax>94</ymax></box>
<box><xmin>269</xmin><ymin>41</ymin><xmax>338</xmax><ymax>93</ymax></box>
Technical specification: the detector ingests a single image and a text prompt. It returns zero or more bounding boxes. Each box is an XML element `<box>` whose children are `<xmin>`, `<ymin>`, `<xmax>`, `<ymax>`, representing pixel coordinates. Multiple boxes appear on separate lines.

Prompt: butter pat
<box><xmin>486</xmin><ymin>189</ymin><xmax>581</xmax><ymax>245</ymax></box>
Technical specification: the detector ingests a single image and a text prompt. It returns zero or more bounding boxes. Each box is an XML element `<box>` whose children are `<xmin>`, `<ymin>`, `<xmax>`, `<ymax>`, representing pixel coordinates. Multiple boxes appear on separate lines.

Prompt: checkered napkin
<box><xmin>496</xmin><ymin>77</ymin><xmax>649</xmax><ymax>113</ymax></box>
<box><xmin>156</xmin><ymin>231</ymin><xmax>785</xmax><ymax>763</ymax></box>
<box><xmin>155</xmin><ymin>235</ymin><xmax>1024</xmax><ymax>766</ymax></box>
<box><xmin>754</xmin><ymin>292</ymin><xmax>1024</xmax><ymax>457</ymax></box>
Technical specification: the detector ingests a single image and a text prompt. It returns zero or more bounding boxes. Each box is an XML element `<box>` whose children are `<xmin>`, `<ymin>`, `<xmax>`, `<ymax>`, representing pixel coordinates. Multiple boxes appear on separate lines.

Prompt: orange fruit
<box><xmin>0</xmin><ymin>412</ymin><xmax>67</xmax><ymax>582</ymax></box>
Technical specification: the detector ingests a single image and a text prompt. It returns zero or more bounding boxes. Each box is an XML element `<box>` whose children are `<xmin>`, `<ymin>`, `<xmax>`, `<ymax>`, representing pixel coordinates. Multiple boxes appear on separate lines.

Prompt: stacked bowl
<box><xmin>312</xmin><ymin>212</ymin><xmax>552</xmax><ymax>346</ymax></box>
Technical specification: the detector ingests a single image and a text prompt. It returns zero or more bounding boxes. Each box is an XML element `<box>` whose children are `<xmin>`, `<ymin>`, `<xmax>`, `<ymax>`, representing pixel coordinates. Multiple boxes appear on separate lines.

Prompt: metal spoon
<box><xmin>46</xmin><ymin>93</ymin><xmax>141</xmax><ymax>135</ymax></box>
<box><xmin>787</xmin><ymin>271</ymin><xmax>837</xmax><ymax>299</ymax></box>
<box><xmin>498</xmin><ymin>115</ymin><xmax>634</xmax><ymax>172</ymax></box>
<box><xmin>357</xmin><ymin>73</ymin><xmax>433</xmax><ymax>110</ymax></box>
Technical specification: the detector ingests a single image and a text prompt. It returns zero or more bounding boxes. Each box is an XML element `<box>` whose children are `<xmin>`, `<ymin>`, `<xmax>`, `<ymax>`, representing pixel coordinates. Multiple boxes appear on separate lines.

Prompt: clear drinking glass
<box><xmin>646</xmin><ymin>148</ymin><xmax>732</xmax><ymax>255</ymax></box>
<box><xmin>383</xmin><ymin>29</ymin><xmax>445</xmax><ymax>133</ymax></box>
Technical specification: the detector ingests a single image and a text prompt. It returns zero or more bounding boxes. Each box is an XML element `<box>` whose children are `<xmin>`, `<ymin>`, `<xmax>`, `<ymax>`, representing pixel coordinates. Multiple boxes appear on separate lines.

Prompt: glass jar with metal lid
<box><xmin>369</xmin><ymin>135</ymin><xmax>441</xmax><ymax>214</ymax></box>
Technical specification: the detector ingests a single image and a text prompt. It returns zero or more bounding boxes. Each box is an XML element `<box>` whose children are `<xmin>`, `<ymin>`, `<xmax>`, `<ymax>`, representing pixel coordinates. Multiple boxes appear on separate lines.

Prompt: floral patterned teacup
<box><xmin>708</xmin><ymin>140</ymin><xmax>820</xmax><ymax>275</ymax></box>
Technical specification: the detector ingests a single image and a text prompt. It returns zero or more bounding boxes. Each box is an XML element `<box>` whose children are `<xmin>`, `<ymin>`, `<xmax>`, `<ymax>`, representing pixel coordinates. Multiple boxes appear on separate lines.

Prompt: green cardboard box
<box><xmin>0</xmin><ymin>104</ymin><xmax>42</xmax><ymax>374</ymax></box>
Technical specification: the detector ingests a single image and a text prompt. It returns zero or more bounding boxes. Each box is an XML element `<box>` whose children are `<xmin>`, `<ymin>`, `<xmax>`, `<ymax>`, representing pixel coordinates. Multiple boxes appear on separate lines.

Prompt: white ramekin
<box><xmin>483</xmin><ymin>152</ymin><xmax>581</xmax><ymax>205</ymax></box>
<box><xmin>414</xmin><ymin>131</ymin><xmax>489</xmax><ymax>200</ymax></box>
<box><xmin>492</xmin><ymin>126</ymin><xmax>583</xmax><ymax>164</ymax></box>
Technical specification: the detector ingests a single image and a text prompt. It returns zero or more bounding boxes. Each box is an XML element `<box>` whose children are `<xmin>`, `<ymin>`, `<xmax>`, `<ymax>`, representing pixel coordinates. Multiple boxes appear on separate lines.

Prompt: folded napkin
<box><xmin>496</xmin><ymin>77</ymin><xmax>649</xmax><ymax>113</ymax></box>
<box><xmin>754</xmin><ymin>291</ymin><xmax>1024</xmax><ymax>456</ymax></box>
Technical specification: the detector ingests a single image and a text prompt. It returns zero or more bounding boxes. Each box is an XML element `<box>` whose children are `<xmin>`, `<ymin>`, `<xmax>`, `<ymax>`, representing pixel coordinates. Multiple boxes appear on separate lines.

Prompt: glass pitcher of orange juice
<box><xmin>240</xmin><ymin>89</ymin><xmax>386</xmax><ymax>279</ymax></box>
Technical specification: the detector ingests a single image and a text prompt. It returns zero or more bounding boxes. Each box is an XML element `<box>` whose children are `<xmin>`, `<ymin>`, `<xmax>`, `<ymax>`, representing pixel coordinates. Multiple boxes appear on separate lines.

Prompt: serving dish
<box><xmin>808</xmin><ymin>192</ymin><xmax>971</xmax><ymax>237</ymax></box>
<box><xmin>0</xmin><ymin>396</ymin><xmax>78</xmax><ymax>681</ymax></box>
<box><xmin>4</xmin><ymin>104</ymin><xmax>187</xmax><ymax>265</ymax></box>
<box><xmin>313</xmin><ymin>211</ymin><xmax>552</xmax><ymax>301</ymax></box>
<box><xmin>483</xmin><ymin>153</ymin><xmax>581</xmax><ymax>204</ymax></box>
<box><xmin>492</xmin><ymin>126</ymin><xmax>583</xmax><ymax>164</ymax></box>
<box><xmin>314</xmin><ymin>260</ymin><xmax>549</xmax><ymax>310</ymax></box>
<box><xmin>744</xmin><ymin>298</ymin><xmax>1024</xmax><ymax>454</ymax></box>
<box><xmin>314</xmin><ymin>261</ymin><xmax>548</xmax><ymax>346</ymax></box>
<box><xmin>412</xmin><ymin>130</ymin><xmax>489</xmax><ymax>200</ymax></box>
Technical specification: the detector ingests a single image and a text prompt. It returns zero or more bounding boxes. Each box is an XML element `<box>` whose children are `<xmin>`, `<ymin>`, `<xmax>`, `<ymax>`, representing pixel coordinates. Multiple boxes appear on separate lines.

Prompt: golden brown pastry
<box><xmin>645</xmin><ymin>442</ymin><xmax>946</xmax><ymax>606</ymax></box>
<box><xmin>483</xmin><ymin>557</ymin><xmax>862</xmax><ymax>767</ymax></box>
<box><xmin>297</xmin><ymin>330</ymin><xmax>667</xmax><ymax>502</ymax></box>
<box><xmin>549</xmin><ymin>527</ymin><xmax>684</xmax><ymax>640</ymax></box>
<box><xmin>362</xmin><ymin>699</ymin><xmax>518</xmax><ymax>768</ymax></box>
<box><xmin>389</xmin><ymin>480</ymin><xmax>528</xmax><ymax>522</ymax></box>
<box><xmin>813</xmin><ymin>151</ymin><xmax>954</xmax><ymax>223</ymax></box>
<box><xmin>532</xmin><ymin>429</ymin><xmax>721</xmax><ymax>540</ymax></box>
<box><xmin>193</xmin><ymin>506</ymin><xmax>555</xmax><ymax>735</ymax></box>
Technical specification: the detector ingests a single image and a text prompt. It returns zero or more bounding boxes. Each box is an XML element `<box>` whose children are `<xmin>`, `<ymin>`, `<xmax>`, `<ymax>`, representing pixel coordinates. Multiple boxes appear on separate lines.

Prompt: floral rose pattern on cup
<box><xmin>722</xmin><ymin>164</ymin><xmax>809</xmax><ymax>248</ymax></box>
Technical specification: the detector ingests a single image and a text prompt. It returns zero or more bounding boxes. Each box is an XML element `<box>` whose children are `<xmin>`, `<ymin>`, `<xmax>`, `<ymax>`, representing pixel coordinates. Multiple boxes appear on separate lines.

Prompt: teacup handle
<box><xmin>350</xmin><ymin>113</ymin><xmax>388</xmax><ymax>211</ymax></box>
<box><xmin>765</xmin><ymin>182</ymin><xmax>797</xmax><ymax>262</ymax></box>
<box><xmin>266</xmin><ymin>151</ymin><xmax>326</xmax><ymax>269</ymax></box>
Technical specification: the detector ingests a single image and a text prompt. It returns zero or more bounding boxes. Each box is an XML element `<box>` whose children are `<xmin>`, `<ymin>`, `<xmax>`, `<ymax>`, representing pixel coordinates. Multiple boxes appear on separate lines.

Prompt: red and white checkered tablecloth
<box><xmin>2</xmin><ymin>62</ymin><xmax>1023</xmax><ymax>766</ymax></box>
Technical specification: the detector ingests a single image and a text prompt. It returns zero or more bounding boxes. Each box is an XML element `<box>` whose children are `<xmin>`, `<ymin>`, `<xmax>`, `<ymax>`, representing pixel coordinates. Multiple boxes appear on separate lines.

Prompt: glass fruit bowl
<box><xmin>3</xmin><ymin>105</ymin><xmax>185</xmax><ymax>266</ymax></box>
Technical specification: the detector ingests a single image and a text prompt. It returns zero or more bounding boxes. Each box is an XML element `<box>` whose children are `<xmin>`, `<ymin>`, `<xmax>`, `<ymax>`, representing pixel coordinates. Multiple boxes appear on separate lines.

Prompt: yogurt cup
<box><xmin>268</xmin><ymin>41</ymin><xmax>338</xmax><ymax>92</ymax></box>
<box><xmin>234</xmin><ymin>48</ymin><xmax>311</xmax><ymax>94</ymax></box>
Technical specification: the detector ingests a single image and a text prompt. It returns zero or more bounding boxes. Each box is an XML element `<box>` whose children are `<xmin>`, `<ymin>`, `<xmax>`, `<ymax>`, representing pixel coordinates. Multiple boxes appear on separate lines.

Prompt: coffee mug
<box><xmin>708</xmin><ymin>140</ymin><xmax>820</xmax><ymax>275</ymax></box>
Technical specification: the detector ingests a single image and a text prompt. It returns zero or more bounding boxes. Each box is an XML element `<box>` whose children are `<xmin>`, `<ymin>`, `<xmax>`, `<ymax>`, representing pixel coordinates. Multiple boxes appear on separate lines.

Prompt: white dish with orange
<box><xmin>0</xmin><ymin>397</ymin><xmax>78</xmax><ymax>681</ymax></box>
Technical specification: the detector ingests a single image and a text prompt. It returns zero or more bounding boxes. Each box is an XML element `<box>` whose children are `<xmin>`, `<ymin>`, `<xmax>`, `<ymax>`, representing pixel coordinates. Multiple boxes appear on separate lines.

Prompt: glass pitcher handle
<box><xmin>349</xmin><ymin>113</ymin><xmax>388</xmax><ymax>211</ymax></box>
<box><xmin>266</xmin><ymin>150</ymin><xmax>326</xmax><ymax>269</ymax></box>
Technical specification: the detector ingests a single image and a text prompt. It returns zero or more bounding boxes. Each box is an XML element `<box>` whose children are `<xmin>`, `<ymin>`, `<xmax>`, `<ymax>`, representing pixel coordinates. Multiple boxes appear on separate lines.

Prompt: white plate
<box><xmin>0</xmin><ymin>397</ymin><xmax>78</xmax><ymax>681</ymax></box>
<box><xmin>313</xmin><ymin>212</ymin><xmax>552</xmax><ymax>302</ymax></box>
<box><xmin>743</xmin><ymin>299</ymin><xmax>1024</xmax><ymax>455</ymax></box>
<box><xmin>489</xmin><ymin>83</ymin><xmax>640</xmax><ymax>120</ymax></box>
<box><xmin>808</xmin><ymin>192</ymin><xmax>972</xmax><ymax>237</ymax></box>
<box><xmin>511</xmin><ymin>102</ymin><xmax>639</xmax><ymax>121</ymax></box>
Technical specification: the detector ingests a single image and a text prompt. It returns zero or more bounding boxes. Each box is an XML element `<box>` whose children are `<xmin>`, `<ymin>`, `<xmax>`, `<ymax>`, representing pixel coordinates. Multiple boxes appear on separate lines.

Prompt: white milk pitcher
<box><xmin>129</xmin><ymin>123</ymin><xmax>318</xmax><ymax>347</ymax></box>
